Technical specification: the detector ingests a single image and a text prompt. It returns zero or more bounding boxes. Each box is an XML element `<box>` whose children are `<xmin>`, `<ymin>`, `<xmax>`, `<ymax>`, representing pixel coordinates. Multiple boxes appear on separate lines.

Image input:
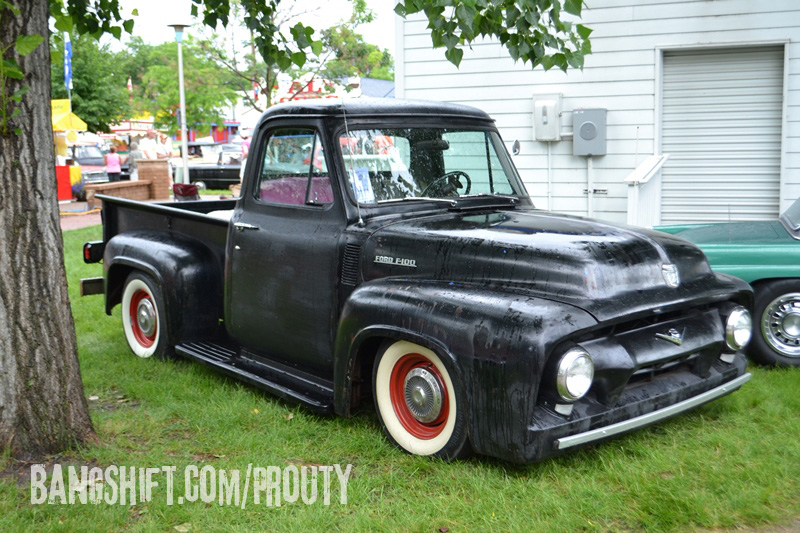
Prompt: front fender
<box><xmin>333</xmin><ymin>279</ymin><xmax>597</xmax><ymax>460</ymax></box>
<box><xmin>104</xmin><ymin>230</ymin><xmax>223</xmax><ymax>346</ymax></box>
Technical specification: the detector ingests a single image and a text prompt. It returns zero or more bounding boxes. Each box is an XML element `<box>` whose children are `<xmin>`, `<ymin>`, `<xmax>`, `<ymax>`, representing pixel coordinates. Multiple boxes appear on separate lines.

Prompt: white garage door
<box><xmin>660</xmin><ymin>46</ymin><xmax>784</xmax><ymax>224</ymax></box>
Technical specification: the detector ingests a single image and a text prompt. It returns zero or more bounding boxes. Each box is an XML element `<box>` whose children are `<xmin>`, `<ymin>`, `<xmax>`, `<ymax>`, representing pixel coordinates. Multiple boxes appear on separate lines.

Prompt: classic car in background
<box><xmin>658</xmin><ymin>197</ymin><xmax>800</xmax><ymax>367</ymax></box>
<box><xmin>184</xmin><ymin>141</ymin><xmax>242</xmax><ymax>189</ymax></box>
<box><xmin>69</xmin><ymin>144</ymin><xmax>132</xmax><ymax>185</ymax></box>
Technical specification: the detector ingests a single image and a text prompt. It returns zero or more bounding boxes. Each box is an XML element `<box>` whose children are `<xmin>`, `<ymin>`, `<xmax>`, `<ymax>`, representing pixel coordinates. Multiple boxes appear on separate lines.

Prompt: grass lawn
<box><xmin>198</xmin><ymin>189</ymin><xmax>236</xmax><ymax>197</ymax></box>
<box><xmin>1</xmin><ymin>225</ymin><xmax>799</xmax><ymax>532</ymax></box>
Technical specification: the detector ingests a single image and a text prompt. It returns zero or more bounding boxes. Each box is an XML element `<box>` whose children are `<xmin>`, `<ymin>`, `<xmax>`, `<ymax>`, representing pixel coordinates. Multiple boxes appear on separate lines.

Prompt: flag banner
<box><xmin>64</xmin><ymin>33</ymin><xmax>73</xmax><ymax>91</ymax></box>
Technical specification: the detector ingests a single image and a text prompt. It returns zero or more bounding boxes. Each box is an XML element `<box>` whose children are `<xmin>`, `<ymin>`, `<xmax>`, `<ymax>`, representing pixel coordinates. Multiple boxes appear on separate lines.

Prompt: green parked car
<box><xmin>658</xmin><ymin>198</ymin><xmax>800</xmax><ymax>367</ymax></box>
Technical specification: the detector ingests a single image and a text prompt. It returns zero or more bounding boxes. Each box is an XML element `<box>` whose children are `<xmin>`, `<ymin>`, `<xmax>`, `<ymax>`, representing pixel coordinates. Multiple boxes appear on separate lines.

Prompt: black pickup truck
<box><xmin>83</xmin><ymin>99</ymin><xmax>753</xmax><ymax>463</ymax></box>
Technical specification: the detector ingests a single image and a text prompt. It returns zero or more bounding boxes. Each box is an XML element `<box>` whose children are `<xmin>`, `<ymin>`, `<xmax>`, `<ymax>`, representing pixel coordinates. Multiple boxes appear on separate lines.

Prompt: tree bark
<box><xmin>0</xmin><ymin>0</ymin><xmax>96</xmax><ymax>458</ymax></box>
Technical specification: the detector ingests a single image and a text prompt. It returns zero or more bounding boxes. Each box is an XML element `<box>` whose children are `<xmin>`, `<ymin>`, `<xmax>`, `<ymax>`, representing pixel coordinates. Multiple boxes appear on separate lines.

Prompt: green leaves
<box><xmin>576</xmin><ymin>23</ymin><xmax>592</xmax><ymax>39</ymax></box>
<box><xmin>3</xmin><ymin>60</ymin><xmax>23</xmax><ymax>80</ymax></box>
<box><xmin>445</xmin><ymin>47</ymin><xmax>464</xmax><ymax>67</ymax></box>
<box><xmin>50</xmin><ymin>0</ymin><xmax>136</xmax><ymax>41</ymax></box>
<box><xmin>15</xmin><ymin>35</ymin><xmax>44</xmax><ymax>56</ymax></box>
<box><xmin>396</xmin><ymin>0</ymin><xmax>593</xmax><ymax>72</ymax></box>
<box><xmin>10</xmin><ymin>87</ymin><xmax>30</xmax><ymax>103</ymax></box>
<box><xmin>53</xmin><ymin>14</ymin><xmax>74</xmax><ymax>34</ymax></box>
<box><xmin>564</xmin><ymin>0</ymin><xmax>584</xmax><ymax>16</ymax></box>
<box><xmin>291</xmin><ymin>52</ymin><xmax>306</xmax><ymax>68</ymax></box>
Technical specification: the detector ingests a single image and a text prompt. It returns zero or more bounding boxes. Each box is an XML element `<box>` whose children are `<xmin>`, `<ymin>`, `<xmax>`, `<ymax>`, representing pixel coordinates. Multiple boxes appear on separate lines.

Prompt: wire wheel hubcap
<box><xmin>404</xmin><ymin>367</ymin><xmax>443</xmax><ymax>423</ymax></box>
<box><xmin>762</xmin><ymin>292</ymin><xmax>800</xmax><ymax>358</ymax></box>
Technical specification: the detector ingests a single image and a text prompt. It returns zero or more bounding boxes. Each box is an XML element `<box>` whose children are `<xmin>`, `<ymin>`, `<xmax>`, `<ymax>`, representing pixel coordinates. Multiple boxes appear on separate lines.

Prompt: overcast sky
<box><xmin>115</xmin><ymin>0</ymin><xmax>397</xmax><ymax>56</ymax></box>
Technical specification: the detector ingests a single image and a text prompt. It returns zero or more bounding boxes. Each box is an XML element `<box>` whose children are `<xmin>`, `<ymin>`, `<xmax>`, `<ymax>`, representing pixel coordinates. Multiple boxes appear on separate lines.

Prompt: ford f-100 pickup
<box><xmin>82</xmin><ymin>99</ymin><xmax>753</xmax><ymax>463</ymax></box>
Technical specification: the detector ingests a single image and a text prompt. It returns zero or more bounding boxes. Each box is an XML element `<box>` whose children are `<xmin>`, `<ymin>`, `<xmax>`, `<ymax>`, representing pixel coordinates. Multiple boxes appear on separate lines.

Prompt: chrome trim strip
<box><xmin>555</xmin><ymin>373</ymin><xmax>751</xmax><ymax>450</ymax></box>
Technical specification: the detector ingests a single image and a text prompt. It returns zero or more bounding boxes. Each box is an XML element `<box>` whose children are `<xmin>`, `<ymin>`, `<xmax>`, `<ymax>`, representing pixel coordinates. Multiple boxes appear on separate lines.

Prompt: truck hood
<box><xmin>361</xmin><ymin>208</ymin><xmax>742</xmax><ymax>322</ymax></box>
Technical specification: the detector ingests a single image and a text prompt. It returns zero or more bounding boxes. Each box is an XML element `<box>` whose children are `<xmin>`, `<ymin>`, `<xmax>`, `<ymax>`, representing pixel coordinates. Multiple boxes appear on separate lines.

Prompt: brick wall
<box><xmin>84</xmin><ymin>180</ymin><xmax>153</xmax><ymax>208</ymax></box>
<box><xmin>137</xmin><ymin>160</ymin><xmax>171</xmax><ymax>200</ymax></box>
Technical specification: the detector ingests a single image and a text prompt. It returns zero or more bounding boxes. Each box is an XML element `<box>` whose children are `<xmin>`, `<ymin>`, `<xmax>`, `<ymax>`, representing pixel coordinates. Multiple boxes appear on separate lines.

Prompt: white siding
<box><xmin>397</xmin><ymin>0</ymin><xmax>800</xmax><ymax>224</ymax></box>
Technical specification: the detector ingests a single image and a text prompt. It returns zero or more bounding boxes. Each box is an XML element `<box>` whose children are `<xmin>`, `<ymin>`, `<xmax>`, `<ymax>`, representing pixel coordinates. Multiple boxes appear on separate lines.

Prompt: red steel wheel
<box><xmin>129</xmin><ymin>289</ymin><xmax>157</xmax><ymax>348</ymax></box>
<box><xmin>388</xmin><ymin>353</ymin><xmax>450</xmax><ymax>439</ymax></box>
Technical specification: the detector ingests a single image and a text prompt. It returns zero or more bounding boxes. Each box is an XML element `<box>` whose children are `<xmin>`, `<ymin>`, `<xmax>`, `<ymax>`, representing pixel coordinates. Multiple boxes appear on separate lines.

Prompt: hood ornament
<box><xmin>656</xmin><ymin>328</ymin><xmax>684</xmax><ymax>346</ymax></box>
<box><xmin>662</xmin><ymin>264</ymin><xmax>680</xmax><ymax>288</ymax></box>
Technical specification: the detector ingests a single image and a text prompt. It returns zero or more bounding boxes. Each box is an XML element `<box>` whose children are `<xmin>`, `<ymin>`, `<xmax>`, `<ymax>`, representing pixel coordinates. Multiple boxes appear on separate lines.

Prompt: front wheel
<box><xmin>373</xmin><ymin>340</ymin><xmax>470</xmax><ymax>460</ymax></box>
<box><xmin>121</xmin><ymin>272</ymin><xmax>172</xmax><ymax>359</ymax></box>
<box><xmin>749</xmin><ymin>279</ymin><xmax>800</xmax><ymax>367</ymax></box>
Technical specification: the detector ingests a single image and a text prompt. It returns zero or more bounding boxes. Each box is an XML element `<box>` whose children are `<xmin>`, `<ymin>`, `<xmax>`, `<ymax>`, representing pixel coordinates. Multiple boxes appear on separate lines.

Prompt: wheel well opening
<box><xmin>107</xmin><ymin>265</ymin><xmax>135</xmax><ymax>313</ymax></box>
<box><xmin>349</xmin><ymin>336</ymin><xmax>385</xmax><ymax>411</ymax></box>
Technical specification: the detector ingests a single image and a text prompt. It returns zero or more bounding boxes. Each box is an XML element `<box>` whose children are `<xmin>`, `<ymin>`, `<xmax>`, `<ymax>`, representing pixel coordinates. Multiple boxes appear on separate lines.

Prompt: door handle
<box><xmin>234</xmin><ymin>222</ymin><xmax>259</xmax><ymax>232</ymax></box>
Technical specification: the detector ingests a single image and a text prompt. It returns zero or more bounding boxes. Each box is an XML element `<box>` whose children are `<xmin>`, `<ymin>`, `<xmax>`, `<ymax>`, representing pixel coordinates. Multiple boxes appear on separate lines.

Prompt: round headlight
<box><xmin>556</xmin><ymin>348</ymin><xmax>594</xmax><ymax>402</ymax></box>
<box><xmin>725</xmin><ymin>306</ymin><xmax>752</xmax><ymax>351</ymax></box>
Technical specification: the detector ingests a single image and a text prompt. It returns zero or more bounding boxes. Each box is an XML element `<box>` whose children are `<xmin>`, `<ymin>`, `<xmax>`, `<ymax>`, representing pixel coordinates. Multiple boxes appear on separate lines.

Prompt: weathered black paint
<box><xmin>86</xmin><ymin>99</ymin><xmax>752</xmax><ymax>463</ymax></box>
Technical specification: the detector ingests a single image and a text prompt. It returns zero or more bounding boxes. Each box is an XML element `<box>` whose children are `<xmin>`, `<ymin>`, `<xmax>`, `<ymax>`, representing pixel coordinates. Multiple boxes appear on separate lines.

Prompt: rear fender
<box><xmin>104</xmin><ymin>230</ymin><xmax>223</xmax><ymax>345</ymax></box>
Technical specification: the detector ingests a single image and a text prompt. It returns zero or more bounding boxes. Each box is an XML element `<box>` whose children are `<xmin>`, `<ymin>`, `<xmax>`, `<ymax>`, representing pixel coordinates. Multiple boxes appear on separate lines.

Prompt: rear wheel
<box><xmin>750</xmin><ymin>280</ymin><xmax>800</xmax><ymax>367</ymax></box>
<box><xmin>373</xmin><ymin>340</ymin><xmax>470</xmax><ymax>460</ymax></box>
<box><xmin>121</xmin><ymin>272</ymin><xmax>172</xmax><ymax>359</ymax></box>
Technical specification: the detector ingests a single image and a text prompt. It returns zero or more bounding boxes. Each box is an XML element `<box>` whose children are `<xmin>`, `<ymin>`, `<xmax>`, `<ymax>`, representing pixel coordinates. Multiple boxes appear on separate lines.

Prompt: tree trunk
<box><xmin>0</xmin><ymin>1</ymin><xmax>96</xmax><ymax>458</ymax></box>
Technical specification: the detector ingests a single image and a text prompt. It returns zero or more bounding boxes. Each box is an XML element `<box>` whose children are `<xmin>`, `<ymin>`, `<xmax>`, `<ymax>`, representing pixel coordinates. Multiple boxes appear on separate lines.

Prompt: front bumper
<box><xmin>519</xmin><ymin>354</ymin><xmax>748</xmax><ymax>463</ymax></box>
<box><xmin>556</xmin><ymin>372</ymin><xmax>750</xmax><ymax>450</ymax></box>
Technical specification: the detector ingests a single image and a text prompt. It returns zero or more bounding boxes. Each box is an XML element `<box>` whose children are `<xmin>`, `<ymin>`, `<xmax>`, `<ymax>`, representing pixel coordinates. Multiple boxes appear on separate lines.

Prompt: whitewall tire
<box><xmin>373</xmin><ymin>340</ymin><xmax>469</xmax><ymax>460</ymax></box>
<box><xmin>121</xmin><ymin>272</ymin><xmax>169</xmax><ymax>359</ymax></box>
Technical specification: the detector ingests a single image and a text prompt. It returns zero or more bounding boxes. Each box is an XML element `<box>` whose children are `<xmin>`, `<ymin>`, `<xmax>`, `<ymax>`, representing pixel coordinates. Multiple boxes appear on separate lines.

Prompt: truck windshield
<box><xmin>339</xmin><ymin>128</ymin><xmax>523</xmax><ymax>204</ymax></box>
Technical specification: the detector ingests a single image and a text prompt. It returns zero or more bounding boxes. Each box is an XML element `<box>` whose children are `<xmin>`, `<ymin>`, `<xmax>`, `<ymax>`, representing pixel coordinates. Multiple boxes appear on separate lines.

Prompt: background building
<box><xmin>395</xmin><ymin>0</ymin><xmax>800</xmax><ymax>226</ymax></box>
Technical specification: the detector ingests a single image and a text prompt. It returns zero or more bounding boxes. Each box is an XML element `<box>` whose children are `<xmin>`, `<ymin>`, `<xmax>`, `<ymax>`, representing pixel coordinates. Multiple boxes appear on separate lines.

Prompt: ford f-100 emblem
<box><xmin>374</xmin><ymin>255</ymin><xmax>417</xmax><ymax>268</ymax></box>
<box><xmin>662</xmin><ymin>264</ymin><xmax>680</xmax><ymax>288</ymax></box>
<box><xmin>656</xmin><ymin>328</ymin><xmax>684</xmax><ymax>345</ymax></box>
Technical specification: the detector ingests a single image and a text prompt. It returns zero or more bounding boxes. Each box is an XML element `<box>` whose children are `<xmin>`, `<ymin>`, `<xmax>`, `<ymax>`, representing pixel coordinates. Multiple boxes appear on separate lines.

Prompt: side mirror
<box><xmin>512</xmin><ymin>140</ymin><xmax>521</xmax><ymax>155</ymax></box>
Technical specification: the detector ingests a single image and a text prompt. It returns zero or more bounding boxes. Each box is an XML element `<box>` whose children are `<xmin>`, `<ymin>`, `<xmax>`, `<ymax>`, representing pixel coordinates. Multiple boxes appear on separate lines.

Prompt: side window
<box><xmin>257</xmin><ymin>128</ymin><xmax>333</xmax><ymax>206</ymax></box>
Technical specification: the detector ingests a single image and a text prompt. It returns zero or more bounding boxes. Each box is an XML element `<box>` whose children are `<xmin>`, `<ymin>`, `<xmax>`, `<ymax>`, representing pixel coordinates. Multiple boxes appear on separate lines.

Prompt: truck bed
<box><xmin>98</xmin><ymin>195</ymin><xmax>234</xmax><ymax>273</ymax></box>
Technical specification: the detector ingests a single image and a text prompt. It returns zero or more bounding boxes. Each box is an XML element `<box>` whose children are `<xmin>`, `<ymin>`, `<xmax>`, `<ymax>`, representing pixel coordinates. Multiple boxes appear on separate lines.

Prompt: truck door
<box><xmin>227</xmin><ymin>124</ymin><xmax>345</xmax><ymax>374</ymax></box>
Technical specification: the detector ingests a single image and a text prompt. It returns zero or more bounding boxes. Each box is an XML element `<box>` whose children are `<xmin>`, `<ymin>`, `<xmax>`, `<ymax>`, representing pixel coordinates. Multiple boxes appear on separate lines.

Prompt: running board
<box><xmin>175</xmin><ymin>341</ymin><xmax>334</xmax><ymax>414</ymax></box>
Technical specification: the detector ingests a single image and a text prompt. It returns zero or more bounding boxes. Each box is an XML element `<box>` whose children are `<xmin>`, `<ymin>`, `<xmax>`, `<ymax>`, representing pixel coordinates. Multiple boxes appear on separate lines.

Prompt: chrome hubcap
<box><xmin>137</xmin><ymin>299</ymin><xmax>156</xmax><ymax>337</ymax></box>
<box><xmin>404</xmin><ymin>367</ymin><xmax>443</xmax><ymax>423</ymax></box>
<box><xmin>762</xmin><ymin>292</ymin><xmax>800</xmax><ymax>358</ymax></box>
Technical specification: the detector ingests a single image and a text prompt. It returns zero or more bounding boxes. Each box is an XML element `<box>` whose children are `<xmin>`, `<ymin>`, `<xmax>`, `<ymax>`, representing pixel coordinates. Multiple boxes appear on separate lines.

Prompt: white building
<box><xmin>395</xmin><ymin>0</ymin><xmax>800</xmax><ymax>226</ymax></box>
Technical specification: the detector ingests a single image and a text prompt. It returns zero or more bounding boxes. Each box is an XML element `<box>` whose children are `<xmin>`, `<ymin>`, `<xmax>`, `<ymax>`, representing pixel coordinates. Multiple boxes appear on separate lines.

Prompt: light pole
<box><xmin>169</xmin><ymin>23</ymin><xmax>190</xmax><ymax>185</ymax></box>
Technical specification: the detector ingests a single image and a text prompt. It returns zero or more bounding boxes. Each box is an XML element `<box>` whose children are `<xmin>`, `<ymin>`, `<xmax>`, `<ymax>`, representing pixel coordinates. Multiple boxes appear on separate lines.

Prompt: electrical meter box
<box><xmin>573</xmin><ymin>108</ymin><xmax>607</xmax><ymax>156</ymax></box>
<box><xmin>532</xmin><ymin>93</ymin><xmax>562</xmax><ymax>141</ymax></box>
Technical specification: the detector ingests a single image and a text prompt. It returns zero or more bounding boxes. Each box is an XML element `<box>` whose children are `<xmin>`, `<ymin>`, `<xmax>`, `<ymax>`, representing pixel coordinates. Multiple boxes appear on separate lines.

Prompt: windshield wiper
<box><xmin>459</xmin><ymin>193</ymin><xmax>519</xmax><ymax>201</ymax></box>
<box><xmin>379</xmin><ymin>197</ymin><xmax>457</xmax><ymax>206</ymax></box>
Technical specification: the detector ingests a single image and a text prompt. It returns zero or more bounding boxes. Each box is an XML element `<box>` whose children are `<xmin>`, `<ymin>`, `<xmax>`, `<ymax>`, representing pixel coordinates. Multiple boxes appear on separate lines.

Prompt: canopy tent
<box><xmin>52</xmin><ymin>111</ymin><xmax>87</xmax><ymax>132</ymax></box>
<box><xmin>51</xmin><ymin>99</ymin><xmax>87</xmax><ymax>132</ymax></box>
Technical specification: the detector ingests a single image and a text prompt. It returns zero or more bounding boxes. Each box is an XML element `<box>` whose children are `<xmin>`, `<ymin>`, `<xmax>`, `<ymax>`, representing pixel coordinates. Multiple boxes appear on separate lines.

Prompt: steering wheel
<box><xmin>421</xmin><ymin>171</ymin><xmax>472</xmax><ymax>197</ymax></box>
